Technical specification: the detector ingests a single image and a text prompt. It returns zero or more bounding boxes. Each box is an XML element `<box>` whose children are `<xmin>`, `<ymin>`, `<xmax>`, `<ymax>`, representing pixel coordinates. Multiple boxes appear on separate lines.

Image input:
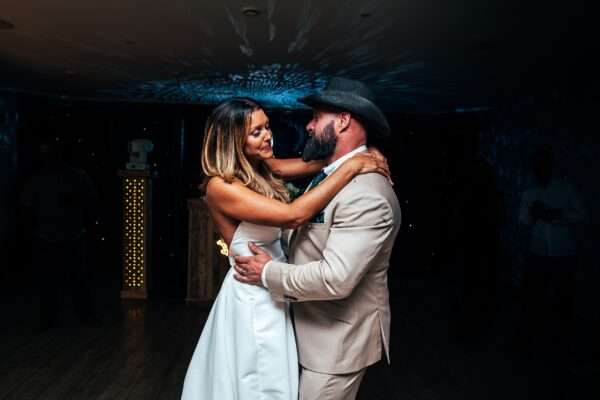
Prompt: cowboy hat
<box><xmin>298</xmin><ymin>77</ymin><xmax>390</xmax><ymax>139</ymax></box>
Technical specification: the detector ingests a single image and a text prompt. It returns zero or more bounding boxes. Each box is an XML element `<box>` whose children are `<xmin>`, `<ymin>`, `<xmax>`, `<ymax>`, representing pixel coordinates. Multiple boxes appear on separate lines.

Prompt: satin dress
<box><xmin>181</xmin><ymin>221</ymin><xmax>298</xmax><ymax>400</ymax></box>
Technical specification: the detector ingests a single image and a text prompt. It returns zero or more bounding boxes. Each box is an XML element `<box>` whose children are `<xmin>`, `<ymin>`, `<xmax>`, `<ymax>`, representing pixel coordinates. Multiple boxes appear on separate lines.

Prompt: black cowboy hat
<box><xmin>298</xmin><ymin>77</ymin><xmax>390</xmax><ymax>140</ymax></box>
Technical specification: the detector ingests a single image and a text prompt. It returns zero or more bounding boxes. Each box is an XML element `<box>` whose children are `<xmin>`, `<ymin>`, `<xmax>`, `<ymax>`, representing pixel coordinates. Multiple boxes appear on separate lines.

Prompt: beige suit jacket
<box><xmin>265</xmin><ymin>173</ymin><xmax>401</xmax><ymax>374</ymax></box>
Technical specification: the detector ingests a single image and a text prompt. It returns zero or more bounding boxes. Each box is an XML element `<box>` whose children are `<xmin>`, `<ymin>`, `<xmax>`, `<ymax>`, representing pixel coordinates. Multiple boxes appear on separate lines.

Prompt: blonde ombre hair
<box><xmin>201</xmin><ymin>98</ymin><xmax>290</xmax><ymax>203</ymax></box>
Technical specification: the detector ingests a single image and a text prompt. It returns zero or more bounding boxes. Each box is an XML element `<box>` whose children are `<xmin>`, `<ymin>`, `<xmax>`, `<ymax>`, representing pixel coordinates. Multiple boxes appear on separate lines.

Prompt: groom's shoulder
<box><xmin>336</xmin><ymin>173</ymin><xmax>398</xmax><ymax>206</ymax></box>
<box><xmin>333</xmin><ymin>174</ymin><xmax>400</xmax><ymax>223</ymax></box>
<box><xmin>347</xmin><ymin>173</ymin><xmax>394</xmax><ymax>194</ymax></box>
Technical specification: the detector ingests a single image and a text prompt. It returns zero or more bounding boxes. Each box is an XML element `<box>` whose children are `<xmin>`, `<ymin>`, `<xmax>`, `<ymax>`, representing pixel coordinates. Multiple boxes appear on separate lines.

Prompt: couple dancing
<box><xmin>181</xmin><ymin>77</ymin><xmax>401</xmax><ymax>400</ymax></box>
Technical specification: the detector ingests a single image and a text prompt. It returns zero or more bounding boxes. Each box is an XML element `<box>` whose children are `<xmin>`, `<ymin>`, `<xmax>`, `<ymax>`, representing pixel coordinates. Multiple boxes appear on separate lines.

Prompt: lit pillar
<box><xmin>118</xmin><ymin>170</ymin><xmax>152</xmax><ymax>299</ymax></box>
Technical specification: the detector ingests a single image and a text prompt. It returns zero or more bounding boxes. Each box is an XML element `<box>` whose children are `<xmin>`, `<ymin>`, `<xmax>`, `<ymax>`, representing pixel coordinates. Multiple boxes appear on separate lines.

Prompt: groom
<box><xmin>234</xmin><ymin>77</ymin><xmax>401</xmax><ymax>400</ymax></box>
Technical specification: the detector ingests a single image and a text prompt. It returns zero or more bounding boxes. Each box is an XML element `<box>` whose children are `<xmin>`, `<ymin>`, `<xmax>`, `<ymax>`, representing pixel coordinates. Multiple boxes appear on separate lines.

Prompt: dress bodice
<box><xmin>228</xmin><ymin>221</ymin><xmax>286</xmax><ymax>263</ymax></box>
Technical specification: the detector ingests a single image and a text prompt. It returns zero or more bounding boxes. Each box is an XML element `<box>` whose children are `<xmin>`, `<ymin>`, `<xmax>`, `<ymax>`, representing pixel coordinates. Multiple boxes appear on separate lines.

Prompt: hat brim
<box><xmin>298</xmin><ymin>91</ymin><xmax>390</xmax><ymax>139</ymax></box>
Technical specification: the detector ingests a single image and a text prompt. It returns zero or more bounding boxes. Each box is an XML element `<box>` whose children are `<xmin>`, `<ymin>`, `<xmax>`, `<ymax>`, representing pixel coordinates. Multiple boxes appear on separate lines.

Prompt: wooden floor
<box><xmin>0</xmin><ymin>297</ymin><xmax>207</xmax><ymax>400</ymax></box>
<box><xmin>0</xmin><ymin>270</ymin><xmax>597</xmax><ymax>399</ymax></box>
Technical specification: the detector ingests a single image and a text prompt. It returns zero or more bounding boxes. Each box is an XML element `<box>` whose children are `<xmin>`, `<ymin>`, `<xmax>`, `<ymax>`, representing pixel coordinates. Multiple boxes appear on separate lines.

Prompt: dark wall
<box><xmin>385</xmin><ymin>112</ymin><xmax>497</xmax><ymax>272</ymax></box>
<box><xmin>0</xmin><ymin>94</ymin><xmax>18</xmax><ymax>241</ymax></box>
<box><xmin>0</xmin><ymin>95</ymin><xmax>19</xmax><ymax>292</ymax></box>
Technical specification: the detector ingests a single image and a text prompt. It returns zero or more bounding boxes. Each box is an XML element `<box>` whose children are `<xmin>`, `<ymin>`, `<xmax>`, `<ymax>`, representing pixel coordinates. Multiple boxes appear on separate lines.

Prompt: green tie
<box><xmin>306</xmin><ymin>170</ymin><xmax>327</xmax><ymax>192</ymax></box>
<box><xmin>289</xmin><ymin>170</ymin><xmax>328</xmax><ymax>245</ymax></box>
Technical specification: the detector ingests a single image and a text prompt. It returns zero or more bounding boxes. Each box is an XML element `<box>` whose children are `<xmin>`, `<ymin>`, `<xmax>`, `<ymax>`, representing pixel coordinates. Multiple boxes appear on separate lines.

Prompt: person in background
<box><xmin>19</xmin><ymin>140</ymin><xmax>99</xmax><ymax>330</ymax></box>
<box><xmin>516</xmin><ymin>144</ymin><xmax>589</xmax><ymax>398</ymax></box>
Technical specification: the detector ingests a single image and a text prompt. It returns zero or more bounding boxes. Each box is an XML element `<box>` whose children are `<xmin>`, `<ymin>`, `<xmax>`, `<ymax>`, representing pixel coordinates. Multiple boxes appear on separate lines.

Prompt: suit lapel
<box><xmin>288</xmin><ymin>227</ymin><xmax>300</xmax><ymax>253</ymax></box>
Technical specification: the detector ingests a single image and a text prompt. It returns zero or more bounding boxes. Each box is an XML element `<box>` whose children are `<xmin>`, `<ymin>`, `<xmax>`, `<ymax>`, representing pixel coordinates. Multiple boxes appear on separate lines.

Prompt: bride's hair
<box><xmin>201</xmin><ymin>97</ymin><xmax>290</xmax><ymax>203</ymax></box>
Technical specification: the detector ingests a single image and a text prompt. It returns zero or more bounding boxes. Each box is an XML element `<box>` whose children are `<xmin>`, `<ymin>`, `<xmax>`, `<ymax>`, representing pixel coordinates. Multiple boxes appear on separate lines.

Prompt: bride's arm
<box><xmin>264</xmin><ymin>147</ymin><xmax>386</xmax><ymax>180</ymax></box>
<box><xmin>206</xmin><ymin>153</ymin><xmax>389</xmax><ymax>229</ymax></box>
<box><xmin>264</xmin><ymin>158</ymin><xmax>325</xmax><ymax>179</ymax></box>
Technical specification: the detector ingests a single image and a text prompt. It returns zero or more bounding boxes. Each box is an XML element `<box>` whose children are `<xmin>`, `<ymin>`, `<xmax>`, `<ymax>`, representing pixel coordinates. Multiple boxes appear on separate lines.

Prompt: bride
<box><xmin>181</xmin><ymin>97</ymin><xmax>389</xmax><ymax>400</ymax></box>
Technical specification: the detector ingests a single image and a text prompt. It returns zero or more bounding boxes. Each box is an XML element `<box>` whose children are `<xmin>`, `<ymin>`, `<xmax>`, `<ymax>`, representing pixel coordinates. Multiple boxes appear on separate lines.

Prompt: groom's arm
<box><xmin>264</xmin><ymin>192</ymin><xmax>395</xmax><ymax>302</ymax></box>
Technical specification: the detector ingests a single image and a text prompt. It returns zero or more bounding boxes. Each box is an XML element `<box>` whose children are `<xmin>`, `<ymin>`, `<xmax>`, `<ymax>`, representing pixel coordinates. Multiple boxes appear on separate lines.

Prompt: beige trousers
<box><xmin>299</xmin><ymin>367</ymin><xmax>366</xmax><ymax>400</ymax></box>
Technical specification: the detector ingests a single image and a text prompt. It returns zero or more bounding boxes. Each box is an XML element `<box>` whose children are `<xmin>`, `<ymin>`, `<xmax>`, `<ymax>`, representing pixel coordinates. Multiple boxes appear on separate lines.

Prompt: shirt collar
<box><xmin>323</xmin><ymin>145</ymin><xmax>368</xmax><ymax>176</ymax></box>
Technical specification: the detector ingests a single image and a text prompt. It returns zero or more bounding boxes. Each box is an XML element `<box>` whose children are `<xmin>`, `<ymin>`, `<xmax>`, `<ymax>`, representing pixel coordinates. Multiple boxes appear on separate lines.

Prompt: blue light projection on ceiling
<box><xmin>100</xmin><ymin>63</ymin><xmax>331</xmax><ymax>109</ymax></box>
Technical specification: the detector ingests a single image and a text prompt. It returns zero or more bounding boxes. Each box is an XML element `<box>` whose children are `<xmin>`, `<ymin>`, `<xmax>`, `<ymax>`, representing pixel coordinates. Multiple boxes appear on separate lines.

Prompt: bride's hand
<box><xmin>345</xmin><ymin>150</ymin><xmax>393</xmax><ymax>184</ymax></box>
<box><xmin>366</xmin><ymin>146</ymin><xmax>387</xmax><ymax>164</ymax></box>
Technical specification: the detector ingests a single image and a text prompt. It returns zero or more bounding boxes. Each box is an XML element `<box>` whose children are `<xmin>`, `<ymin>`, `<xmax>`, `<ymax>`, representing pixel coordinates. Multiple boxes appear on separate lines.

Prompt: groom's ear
<box><xmin>336</xmin><ymin>112</ymin><xmax>351</xmax><ymax>133</ymax></box>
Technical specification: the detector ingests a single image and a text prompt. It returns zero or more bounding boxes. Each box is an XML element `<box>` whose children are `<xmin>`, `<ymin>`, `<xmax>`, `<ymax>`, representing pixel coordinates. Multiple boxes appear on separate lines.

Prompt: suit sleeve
<box><xmin>265</xmin><ymin>192</ymin><xmax>395</xmax><ymax>302</ymax></box>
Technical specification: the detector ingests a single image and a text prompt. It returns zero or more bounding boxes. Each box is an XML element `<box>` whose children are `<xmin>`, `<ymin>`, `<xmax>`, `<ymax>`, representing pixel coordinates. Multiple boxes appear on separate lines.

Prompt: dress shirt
<box><xmin>518</xmin><ymin>178</ymin><xmax>588</xmax><ymax>256</ymax></box>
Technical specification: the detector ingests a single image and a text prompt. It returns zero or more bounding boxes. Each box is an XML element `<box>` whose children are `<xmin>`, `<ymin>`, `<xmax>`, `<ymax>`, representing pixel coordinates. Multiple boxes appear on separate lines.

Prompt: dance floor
<box><xmin>0</xmin><ymin>269</ymin><xmax>596</xmax><ymax>399</ymax></box>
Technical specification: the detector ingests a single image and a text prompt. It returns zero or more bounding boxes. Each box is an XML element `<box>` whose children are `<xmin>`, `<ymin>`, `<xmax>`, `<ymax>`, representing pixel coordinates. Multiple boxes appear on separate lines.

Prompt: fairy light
<box><xmin>120</xmin><ymin>173</ymin><xmax>151</xmax><ymax>298</ymax></box>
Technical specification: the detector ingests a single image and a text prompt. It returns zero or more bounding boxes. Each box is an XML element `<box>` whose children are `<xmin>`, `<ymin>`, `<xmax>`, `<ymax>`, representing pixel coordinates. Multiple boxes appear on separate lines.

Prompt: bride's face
<box><xmin>244</xmin><ymin>108</ymin><xmax>273</xmax><ymax>163</ymax></box>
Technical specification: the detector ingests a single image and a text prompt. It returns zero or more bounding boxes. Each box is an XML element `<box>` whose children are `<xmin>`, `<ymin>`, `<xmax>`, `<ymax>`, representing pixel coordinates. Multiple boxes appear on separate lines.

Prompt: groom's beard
<box><xmin>301</xmin><ymin>122</ymin><xmax>337</xmax><ymax>162</ymax></box>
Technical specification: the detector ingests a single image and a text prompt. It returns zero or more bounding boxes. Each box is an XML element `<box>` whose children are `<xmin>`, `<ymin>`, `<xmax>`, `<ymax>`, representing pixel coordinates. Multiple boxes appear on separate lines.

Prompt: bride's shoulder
<box><xmin>205</xmin><ymin>176</ymin><xmax>245</xmax><ymax>199</ymax></box>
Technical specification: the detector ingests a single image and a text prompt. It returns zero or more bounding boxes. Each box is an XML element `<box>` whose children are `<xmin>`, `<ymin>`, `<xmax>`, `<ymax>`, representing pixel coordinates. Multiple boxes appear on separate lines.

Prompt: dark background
<box><xmin>1</xmin><ymin>86</ymin><xmax>598</xmax><ymax>398</ymax></box>
<box><xmin>0</xmin><ymin>0</ymin><xmax>598</xmax><ymax>395</ymax></box>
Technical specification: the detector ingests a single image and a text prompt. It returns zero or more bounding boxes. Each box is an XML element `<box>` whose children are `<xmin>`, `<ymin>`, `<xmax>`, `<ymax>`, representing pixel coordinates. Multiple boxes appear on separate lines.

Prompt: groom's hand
<box><xmin>233</xmin><ymin>242</ymin><xmax>272</xmax><ymax>286</ymax></box>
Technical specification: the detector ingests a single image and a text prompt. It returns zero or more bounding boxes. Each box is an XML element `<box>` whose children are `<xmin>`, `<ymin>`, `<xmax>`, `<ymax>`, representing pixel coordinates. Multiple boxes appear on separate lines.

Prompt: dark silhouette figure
<box><xmin>515</xmin><ymin>145</ymin><xmax>588</xmax><ymax>398</ymax></box>
<box><xmin>19</xmin><ymin>141</ymin><xmax>98</xmax><ymax>330</ymax></box>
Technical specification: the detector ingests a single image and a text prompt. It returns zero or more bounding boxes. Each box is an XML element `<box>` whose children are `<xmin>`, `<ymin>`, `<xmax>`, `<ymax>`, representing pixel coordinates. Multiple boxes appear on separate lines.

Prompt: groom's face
<box><xmin>302</xmin><ymin>109</ymin><xmax>338</xmax><ymax>162</ymax></box>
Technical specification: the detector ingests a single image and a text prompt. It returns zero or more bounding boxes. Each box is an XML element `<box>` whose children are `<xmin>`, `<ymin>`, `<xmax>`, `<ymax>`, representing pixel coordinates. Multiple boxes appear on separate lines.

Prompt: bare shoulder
<box><xmin>205</xmin><ymin>176</ymin><xmax>253</xmax><ymax>203</ymax></box>
<box><xmin>205</xmin><ymin>176</ymin><xmax>226</xmax><ymax>193</ymax></box>
<box><xmin>205</xmin><ymin>176</ymin><xmax>234</xmax><ymax>202</ymax></box>
<box><xmin>205</xmin><ymin>176</ymin><xmax>223</xmax><ymax>200</ymax></box>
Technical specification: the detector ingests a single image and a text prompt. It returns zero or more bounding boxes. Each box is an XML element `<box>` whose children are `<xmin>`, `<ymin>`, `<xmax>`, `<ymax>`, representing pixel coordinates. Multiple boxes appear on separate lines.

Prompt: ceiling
<box><xmin>0</xmin><ymin>0</ymin><xmax>594</xmax><ymax>111</ymax></box>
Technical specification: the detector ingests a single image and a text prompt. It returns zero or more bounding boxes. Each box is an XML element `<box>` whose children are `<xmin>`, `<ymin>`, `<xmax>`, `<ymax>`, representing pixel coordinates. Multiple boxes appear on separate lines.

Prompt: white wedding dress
<box><xmin>181</xmin><ymin>221</ymin><xmax>299</xmax><ymax>400</ymax></box>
